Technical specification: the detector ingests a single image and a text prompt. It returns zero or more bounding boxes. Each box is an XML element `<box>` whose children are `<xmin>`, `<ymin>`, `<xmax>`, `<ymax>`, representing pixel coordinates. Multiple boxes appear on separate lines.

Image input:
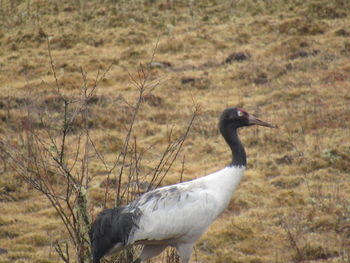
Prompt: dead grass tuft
<box><xmin>278</xmin><ymin>17</ymin><xmax>328</xmax><ymax>35</ymax></box>
<box><xmin>17</xmin><ymin>233</ymin><xmax>50</xmax><ymax>247</ymax></box>
<box><xmin>306</xmin><ymin>1</ymin><xmax>349</xmax><ymax>19</ymax></box>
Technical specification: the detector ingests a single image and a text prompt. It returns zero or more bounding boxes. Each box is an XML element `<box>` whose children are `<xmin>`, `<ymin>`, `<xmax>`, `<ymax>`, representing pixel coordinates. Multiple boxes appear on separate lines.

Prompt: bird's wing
<box><xmin>128</xmin><ymin>180</ymin><xmax>219</xmax><ymax>244</ymax></box>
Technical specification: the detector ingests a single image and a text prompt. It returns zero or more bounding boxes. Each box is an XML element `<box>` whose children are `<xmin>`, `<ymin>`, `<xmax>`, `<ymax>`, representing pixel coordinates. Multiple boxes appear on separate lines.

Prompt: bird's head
<box><xmin>219</xmin><ymin>107</ymin><xmax>276</xmax><ymax>131</ymax></box>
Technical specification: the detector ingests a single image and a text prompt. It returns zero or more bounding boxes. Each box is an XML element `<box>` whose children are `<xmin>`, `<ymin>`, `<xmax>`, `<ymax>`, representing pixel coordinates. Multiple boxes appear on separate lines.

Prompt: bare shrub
<box><xmin>0</xmin><ymin>39</ymin><xmax>199</xmax><ymax>263</ymax></box>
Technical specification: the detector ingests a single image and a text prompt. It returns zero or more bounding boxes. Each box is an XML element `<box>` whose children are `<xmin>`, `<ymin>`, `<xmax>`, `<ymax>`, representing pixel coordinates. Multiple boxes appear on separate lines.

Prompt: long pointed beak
<box><xmin>248</xmin><ymin>115</ymin><xmax>276</xmax><ymax>128</ymax></box>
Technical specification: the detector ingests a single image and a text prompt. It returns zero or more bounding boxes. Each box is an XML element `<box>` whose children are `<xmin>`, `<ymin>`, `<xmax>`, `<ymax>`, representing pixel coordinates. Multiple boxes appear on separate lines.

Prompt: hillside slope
<box><xmin>0</xmin><ymin>0</ymin><xmax>349</xmax><ymax>262</ymax></box>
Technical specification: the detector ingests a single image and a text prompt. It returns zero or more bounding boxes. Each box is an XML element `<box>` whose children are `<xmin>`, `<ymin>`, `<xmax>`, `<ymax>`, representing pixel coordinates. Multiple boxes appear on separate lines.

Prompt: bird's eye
<box><xmin>237</xmin><ymin>111</ymin><xmax>243</xmax><ymax>117</ymax></box>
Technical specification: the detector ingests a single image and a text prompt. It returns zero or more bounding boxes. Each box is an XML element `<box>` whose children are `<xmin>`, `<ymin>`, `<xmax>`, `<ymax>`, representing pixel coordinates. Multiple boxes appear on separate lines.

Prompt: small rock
<box><xmin>181</xmin><ymin>77</ymin><xmax>197</xmax><ymax>85</ymax></box>
<box><xmin>224</xmin><ymin>52</ymin><xmax>249</xmax><ymax>64</ymax></box>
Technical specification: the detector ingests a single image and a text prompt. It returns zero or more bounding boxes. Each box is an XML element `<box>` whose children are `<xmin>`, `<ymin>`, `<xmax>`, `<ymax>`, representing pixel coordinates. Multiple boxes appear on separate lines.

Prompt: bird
<box><xmin>90</xmin><ymin>107</ymin><xmax>275</xmax><ymax>263</ymax></box>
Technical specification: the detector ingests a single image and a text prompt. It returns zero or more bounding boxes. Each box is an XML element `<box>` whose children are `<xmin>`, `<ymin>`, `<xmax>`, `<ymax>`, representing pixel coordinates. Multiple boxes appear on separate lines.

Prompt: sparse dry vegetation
<box><xmin>0</xmin><ymin>0</ymin><xmax>350</xmax><ymax>262</ymax></box>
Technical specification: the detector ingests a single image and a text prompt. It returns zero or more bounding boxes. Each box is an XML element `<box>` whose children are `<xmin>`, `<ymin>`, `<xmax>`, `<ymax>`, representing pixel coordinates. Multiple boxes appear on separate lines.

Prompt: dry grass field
<box><xmin>0</xmin><ymin>0</ymin><xmax>350</xmax><ymax>262</ymax></box>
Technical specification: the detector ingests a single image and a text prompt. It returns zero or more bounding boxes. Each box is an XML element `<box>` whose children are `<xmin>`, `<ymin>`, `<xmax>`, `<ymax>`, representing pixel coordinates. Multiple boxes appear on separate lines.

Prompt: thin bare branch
<box><xmin>47</xmin><ymin>37</ymin><xmax>63</xmax><ymax>98</ymax></box>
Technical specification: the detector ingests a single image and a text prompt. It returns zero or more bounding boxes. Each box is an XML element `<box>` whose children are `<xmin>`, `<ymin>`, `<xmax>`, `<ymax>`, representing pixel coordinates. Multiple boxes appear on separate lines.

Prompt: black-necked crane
<box><xmin>90</xmin><ymin>107</ymin><xmax>275</xmax><ymax>263</ymax></box>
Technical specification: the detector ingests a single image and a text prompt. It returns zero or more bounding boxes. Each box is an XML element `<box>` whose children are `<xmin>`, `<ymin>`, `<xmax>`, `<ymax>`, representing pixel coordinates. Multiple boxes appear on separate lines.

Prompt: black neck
<box><xmin>221</xmin><ymin>125</ymin><xmax>246</xmax><ymax>167</ymax></box>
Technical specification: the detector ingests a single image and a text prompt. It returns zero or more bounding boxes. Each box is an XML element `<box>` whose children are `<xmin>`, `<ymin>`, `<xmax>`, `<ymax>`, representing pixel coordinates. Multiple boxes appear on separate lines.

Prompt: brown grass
<box><xmin>1</xmin><ymin>0</ymin><xmax>350</xmax><ymax>262</ymax></box>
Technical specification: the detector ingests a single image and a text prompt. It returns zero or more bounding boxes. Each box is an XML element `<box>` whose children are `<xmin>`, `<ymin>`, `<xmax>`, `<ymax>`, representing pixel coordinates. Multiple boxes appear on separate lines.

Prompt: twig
<box><xmin>281</xmin><ymin>218</ymin><xmax>303</xmax><ymax>262</ymax></box>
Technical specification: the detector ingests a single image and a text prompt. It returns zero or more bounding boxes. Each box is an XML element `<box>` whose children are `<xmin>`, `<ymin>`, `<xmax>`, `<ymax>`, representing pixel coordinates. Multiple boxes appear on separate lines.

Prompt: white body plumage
<box><xmin>103</xmin><ymin>166</ymin><xmax>247</xmax><ymax>263</ymax></box>
<box><xmin>129</xmin><ymin>166</ymin><xmax>245</xmax><ymax>246</ymax></box>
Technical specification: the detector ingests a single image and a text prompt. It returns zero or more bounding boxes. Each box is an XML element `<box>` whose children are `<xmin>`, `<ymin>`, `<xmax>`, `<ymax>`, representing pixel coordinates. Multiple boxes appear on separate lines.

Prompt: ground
<box><xmin>0</xmin><ymin>0</ymin><xmax>350</xmax><ymax>262</ymax></box>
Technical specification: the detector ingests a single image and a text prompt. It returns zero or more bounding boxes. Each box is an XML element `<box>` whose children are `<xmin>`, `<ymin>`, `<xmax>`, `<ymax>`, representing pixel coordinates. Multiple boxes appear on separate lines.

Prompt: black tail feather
<box><xmin>90</xmin><ymin>207</ymin><xmax>137</xmax><ymax>263</ymax></box>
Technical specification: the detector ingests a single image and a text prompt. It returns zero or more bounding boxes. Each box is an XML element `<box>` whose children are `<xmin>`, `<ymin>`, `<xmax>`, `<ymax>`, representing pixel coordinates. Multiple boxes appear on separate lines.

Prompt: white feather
<box><xmin>128</xmin><ymin>166</ymin><xmax>245</xmax><ymax>245</ymax></box>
